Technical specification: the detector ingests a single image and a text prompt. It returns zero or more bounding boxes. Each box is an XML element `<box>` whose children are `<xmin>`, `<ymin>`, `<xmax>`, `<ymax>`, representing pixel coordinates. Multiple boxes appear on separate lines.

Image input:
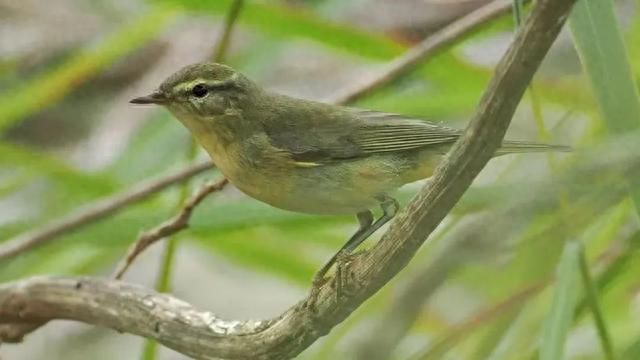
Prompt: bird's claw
<box><xmin>335</xmin><ymin>250</ymin><xmax>357</xmax><ymax>301</ymax></box>
<box><xmin>304</xmin><ymin>250</ymin><xmax>362</xmax><ymax>311</ymax></box>
<box><xmin>304</xmin><ymin>271</ymin><xmax>330</xmax><ymax>311</ymax></box>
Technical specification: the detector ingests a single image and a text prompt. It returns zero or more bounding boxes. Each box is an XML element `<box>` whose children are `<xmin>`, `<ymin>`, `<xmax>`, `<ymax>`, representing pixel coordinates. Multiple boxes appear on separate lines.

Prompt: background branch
<box><xmin>0</xmin><ymin>0</ymin><xmax>577</xmax><ymax>358</ymax></box>
<box><xmin>210</xmin><ymin>0</ymin><xmax>245</xmax><ymax>62</ymax></box>
<box><xmin>0</xmin><ymin>161</ymin><xmax>213</xmax><ymax>262</ymax></box>
<box><xmin>330</xmin><ymin>0</ymin><xmax>516</xmax><ymax>105</ymax></box>
<box><xmin>0</xmin><ymin>0</ymin><xmax>515</xmax><ymax>263</ymax></box>
<box><xmin>113</xmin><ymin>178</ymin><xmax>228</xmax><ymax>280</ymax></box>
<box><xmin>355</xmin><ymin>211</ymin><xmax>517</xmax><ymax>360</ymax></box>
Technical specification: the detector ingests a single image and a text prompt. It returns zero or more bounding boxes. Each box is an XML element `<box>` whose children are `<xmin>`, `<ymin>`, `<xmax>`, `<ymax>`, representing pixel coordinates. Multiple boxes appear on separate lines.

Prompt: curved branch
<box><xmin>0</xmin><ymin>0</ymin><xmax>576</xmax><ymax>358</ymax></box>
<box><xmin>0</xmin><ymin>161</ymin><xmax>213</xmax><ymax>262</ymax></box>
<box><xmin>112</xmin><ymin>178</ymin><xmax>229</xmax><ymax>280</ymax></box>
<box><xmin>330</xmin><ymin>0</ymin><xmax>516</xmax><ymax>105</ymax></box>
<box><xmin>0</xmin><ymin>0</ymin><xmax>514</xmax><ymax>262</ymax></box>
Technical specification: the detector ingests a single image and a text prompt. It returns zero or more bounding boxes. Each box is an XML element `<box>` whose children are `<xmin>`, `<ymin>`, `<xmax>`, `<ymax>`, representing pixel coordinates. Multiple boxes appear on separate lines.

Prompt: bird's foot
<box><xmin>335</xmin><ymin>250</ymin><xmax>358</xmax><ymax>302</ymax></box>
<box><xmin>304</xmin><ymin>250</ymin><xmax>362</xmax><ymax>310</ymax></box>
<box><xmin>304</xmin><ymin>269</ymin><xmax>331</xmax><ymax>312</ymax></box>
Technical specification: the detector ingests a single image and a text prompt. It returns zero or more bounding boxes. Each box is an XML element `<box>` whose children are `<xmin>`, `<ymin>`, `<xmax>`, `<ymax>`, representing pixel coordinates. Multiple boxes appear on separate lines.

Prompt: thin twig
<box><xmin>329</xmin><ymin>0</ymin><xmax>516</xmax><ymax>105</ymax></box>
<box><xmin>416</xmin><ymin>281</ymin><xmax>548</xmax><ymax>360</ymax></box>
<box><xmin>0</xmin><ymin>1</ymin><xmax>577</xmax><ymax>358</ymax></box>
<box><xmin>0</xmin><ymin>161</ymin><xmax>213</xmax><ymax>262</ymax></box>
<box><xmin>0</xmin><ymin>0</ymin><xmax>514</xmax><ymax>263</ymax></box>
<box><xmin>210</xmin><ymin>0</ymin><xmax>245</xmax><ymax>62</ymax></box>
<box><xmin>112</xmin><ymin>178</ymin><xmax>228</xmax><ymax>280</ymax></box>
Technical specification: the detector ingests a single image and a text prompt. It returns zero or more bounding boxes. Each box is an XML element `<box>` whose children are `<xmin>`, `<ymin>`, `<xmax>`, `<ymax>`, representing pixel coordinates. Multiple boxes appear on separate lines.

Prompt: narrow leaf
<box><xmin>540</xmin><ymin>241</ymin><xmax>582</xmax><ymax>360</ymax></box>
<box><xmin>578</xmin><ymin>248</ymin><xmax>615</xmax><ymax>360</ymax></box>
<box><xmin>0</xmin><ymin>7</ymin><xmax>177</xmax><ymax>132</ymax></box>
<box><xmin>569</xmin><ymin>0</ymin><xmax>640</xmax><ymax>212</ymax></box>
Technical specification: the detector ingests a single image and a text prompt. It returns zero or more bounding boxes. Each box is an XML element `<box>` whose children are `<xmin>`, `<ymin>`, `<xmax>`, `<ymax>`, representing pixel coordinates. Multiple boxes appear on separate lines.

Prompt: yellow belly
<box><xmin>184</xmin><ymin>118</ymin><xmax>442</xmax><ymax>215</ymax></box>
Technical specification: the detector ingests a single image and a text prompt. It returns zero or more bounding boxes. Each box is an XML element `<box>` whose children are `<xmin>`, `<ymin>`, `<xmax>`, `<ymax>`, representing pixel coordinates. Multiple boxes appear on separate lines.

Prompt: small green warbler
<box><xmin>131</xmin><ymin>63</ymin><xmax>569</xmax><ymax>282</ymax></box>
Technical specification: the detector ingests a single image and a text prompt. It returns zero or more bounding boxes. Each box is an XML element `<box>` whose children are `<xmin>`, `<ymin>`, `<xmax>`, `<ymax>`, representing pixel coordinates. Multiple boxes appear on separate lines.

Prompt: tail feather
<box><xmin>496</xmin><ymin>140</ymin><xmax>572</xmax><ymax>155</ymax></box>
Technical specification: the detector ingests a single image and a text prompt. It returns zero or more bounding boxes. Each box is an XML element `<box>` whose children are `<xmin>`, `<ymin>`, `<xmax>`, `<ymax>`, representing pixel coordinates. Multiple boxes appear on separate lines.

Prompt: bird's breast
<box><xmin>196</xmin><ymin>130</ymin><xmax>297</xmax><ymax>208</ymax></box>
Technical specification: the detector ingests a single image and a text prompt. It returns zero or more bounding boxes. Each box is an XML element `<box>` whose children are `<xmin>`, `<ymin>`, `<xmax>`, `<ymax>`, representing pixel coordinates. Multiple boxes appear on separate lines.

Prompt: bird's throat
<box><xmin>173</xmin><ymin>113</ymin><xmax>240</xmax><ymax>174</ymax></box>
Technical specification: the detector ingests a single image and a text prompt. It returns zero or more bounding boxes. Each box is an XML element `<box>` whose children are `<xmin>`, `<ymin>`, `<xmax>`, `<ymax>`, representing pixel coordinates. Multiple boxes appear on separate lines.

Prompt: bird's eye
<box><xmin>191</xmin><ymin>84</ymin><xmax>208</xmax><ymax>98</ymax></box>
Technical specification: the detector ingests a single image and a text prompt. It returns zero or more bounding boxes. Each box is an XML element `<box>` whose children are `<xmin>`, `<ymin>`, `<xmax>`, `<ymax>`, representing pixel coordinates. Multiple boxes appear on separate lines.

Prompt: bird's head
<box><xmin>131</xmin><ymin>63</ymin><xmax>257</xmax><ymax>121</ymax></box>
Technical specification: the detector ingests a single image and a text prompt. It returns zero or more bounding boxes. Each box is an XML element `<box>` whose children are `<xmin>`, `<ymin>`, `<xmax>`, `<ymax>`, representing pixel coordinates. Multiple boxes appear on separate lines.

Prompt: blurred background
<box><xmin>1</xmin><ymin>0</ymin><xmax>639</xmax><ymax>359</ymax></box>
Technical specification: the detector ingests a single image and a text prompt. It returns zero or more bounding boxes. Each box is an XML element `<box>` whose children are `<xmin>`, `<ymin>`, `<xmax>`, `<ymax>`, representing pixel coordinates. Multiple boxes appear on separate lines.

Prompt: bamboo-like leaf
<box><xmin>578</xmin><ymin>247</ymin><xmax>615</xmax><ymax>360</ymax></box>
<box><xmin>569</xmin><ymin>0</ymin><xmax>640</xmax><ymax>133</ymax></box>
<box><xmin>540</xmin><ymin>241</ymin><xmax>582</xmax><ymax>360</ymax></box>
<box><xmin>153</xmin><ymin>0</ymin><xmax>402</xmax><ymax>60</ymax></box>
<box><xmin>622</xmin><ymin>337</ymin><xmax>640</xmax><ymax>360</ymax></box>
<box><xmin>0</xmin><ymin>141</ymin><xmax>115</xmax><ymax>195</ymax></box>
<box><xmin>569</xmin><ymin>0</ymin><xmax>640</xmax><ymax>212</ymax></box>
<box><xmin>0</xmin><ymin>7</ymin><xmax>177</xmax><ymax>132</ymax></box>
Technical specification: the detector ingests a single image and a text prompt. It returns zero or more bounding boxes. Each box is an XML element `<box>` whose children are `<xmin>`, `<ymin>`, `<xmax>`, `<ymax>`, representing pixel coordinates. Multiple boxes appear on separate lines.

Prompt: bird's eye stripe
<box><xmin>206</xmin><ymin>81</ymin><xmax>235</xmax><ymax>91</ymax></box>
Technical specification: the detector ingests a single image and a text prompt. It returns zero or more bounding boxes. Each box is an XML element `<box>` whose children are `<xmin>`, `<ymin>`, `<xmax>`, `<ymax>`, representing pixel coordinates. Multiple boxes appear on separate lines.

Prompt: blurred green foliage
<box><xmin>1</xmin><ymin>0</ymin><xmax>640</xmax><ymax>359</ymax></box>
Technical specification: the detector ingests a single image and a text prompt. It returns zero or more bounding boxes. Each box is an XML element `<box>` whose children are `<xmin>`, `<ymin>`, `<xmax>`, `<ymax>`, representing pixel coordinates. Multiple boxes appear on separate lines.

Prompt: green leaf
<box><xmin>107</xmin><ymin>111</ymin><xmax>193</xmax><ymax>184</ymax></box>
<box><xmin>569</xmin><ymin>0</ymin><xmax>640</xmax><ymax>212</ymax></box>
<box><xmin>0</xmin><ymin>141</ymin><xmax>115</xmax><ymax>196</ymax></box>
<box><xmin>622</xmin><ymin>337</ymin><xmax>640</xmax><ymax>360</ymax></box>
<box><xmin>569</xmin><ymin>0</ymin><xmax>640</xmax><ymax>133</ymax></box>
<box><xmin>0</xmin><ymin>205</ymin><xmax>169</xmax><ymax>280</ymax></box>
<box><xmin>153</xmin><ymin>0</ymin><xmax>402</xmax><ymax>60</ymax></box>
<box><xmin>540</xmin><ymin>241</ymin><xmax>582</xmax><ymax>360</ymax></box>
<box><xmin>577</xmin><ymin>247</ymin><xmax>615</xmax><ymax>360</ymax></box>
<box><xmin>0</xmin><ymin>7</ymin><xmax>178</xmax><ymax>133</ymax></box>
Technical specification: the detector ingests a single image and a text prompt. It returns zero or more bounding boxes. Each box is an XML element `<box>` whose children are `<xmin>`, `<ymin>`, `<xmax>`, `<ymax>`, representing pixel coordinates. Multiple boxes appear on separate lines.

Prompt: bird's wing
<box><xmin>349</xmin><ymin>109</ymin><xmax>461</xmax><ymax>154</ymax></box>
<box><xmin>265</xmin><ymin>108</ymin><xmax>462</xmax><ymax>164</ymax></box>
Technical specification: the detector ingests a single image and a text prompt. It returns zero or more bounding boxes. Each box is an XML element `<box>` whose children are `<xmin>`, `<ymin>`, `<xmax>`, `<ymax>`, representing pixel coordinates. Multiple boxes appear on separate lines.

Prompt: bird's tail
<box><xmin>496</xmin><ymin>140</ymin><xmax>572</xmax><ymax>156</ymax></box>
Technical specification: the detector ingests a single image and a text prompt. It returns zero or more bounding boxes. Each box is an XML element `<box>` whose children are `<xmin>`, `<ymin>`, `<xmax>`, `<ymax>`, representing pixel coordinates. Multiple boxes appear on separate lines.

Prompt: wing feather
<box><xmin>349</xmin><ymin>109</ymin><xmax>460</xmax><ymax>154</ymax></box>
<box><xmin>265</xmin><ymin>106</ymin><xmax>461</xmax><ymax>163</ymax></box>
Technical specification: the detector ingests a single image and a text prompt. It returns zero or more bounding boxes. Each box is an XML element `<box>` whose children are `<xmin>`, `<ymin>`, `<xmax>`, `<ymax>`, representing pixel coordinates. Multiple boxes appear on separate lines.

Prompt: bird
<box><xmin>131</xmin><ymin>62</ymin><xmax>570</xmax><ymax>286</ymax></box>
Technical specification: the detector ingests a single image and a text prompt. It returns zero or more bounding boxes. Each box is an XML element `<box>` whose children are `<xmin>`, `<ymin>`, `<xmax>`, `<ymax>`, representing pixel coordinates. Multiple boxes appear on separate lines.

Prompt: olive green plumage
<box><xmin>131</xmin><ymin>63</ymin><xmax>570</xmax><ymax>280</ymax></box>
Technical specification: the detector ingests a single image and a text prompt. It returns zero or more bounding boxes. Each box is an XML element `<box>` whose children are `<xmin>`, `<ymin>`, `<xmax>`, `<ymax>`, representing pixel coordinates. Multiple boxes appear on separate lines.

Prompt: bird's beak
<box><xmin>130</xmin><ymin>91</ymin><xmax>167</xmax><ymax>105</ymax></box>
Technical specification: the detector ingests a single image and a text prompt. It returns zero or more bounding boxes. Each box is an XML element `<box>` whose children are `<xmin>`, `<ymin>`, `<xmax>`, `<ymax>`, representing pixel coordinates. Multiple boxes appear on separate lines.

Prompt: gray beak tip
<box><xmin>130</xmin><ymin>92</ymin><xmax>166</xmax><ymax>105</ymax></box>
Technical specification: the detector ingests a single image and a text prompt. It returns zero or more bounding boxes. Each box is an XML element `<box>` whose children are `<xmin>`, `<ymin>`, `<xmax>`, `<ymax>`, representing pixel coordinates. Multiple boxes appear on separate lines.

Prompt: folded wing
<box><xmin>265</xmin><ymin>108</ymin><xmax>462</xmax><ymax>164</ymax></box>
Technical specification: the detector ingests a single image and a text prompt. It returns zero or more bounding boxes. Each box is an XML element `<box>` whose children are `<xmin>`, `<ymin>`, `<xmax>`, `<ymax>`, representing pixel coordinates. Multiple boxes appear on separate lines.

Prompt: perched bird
<box><xmin>131</xmin><ymin>63</ymin><xmax>569</xmax><ymax>284</ymax></box>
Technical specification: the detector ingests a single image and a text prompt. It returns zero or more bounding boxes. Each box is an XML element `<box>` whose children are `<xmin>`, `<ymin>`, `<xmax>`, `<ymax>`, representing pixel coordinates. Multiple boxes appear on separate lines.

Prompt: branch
<box><xmin>0</xmin><ymin>0</ymin><xmax>514</xmax><ymax>262</ymax></box>
<box><xmin>329</xmin><ymin>0</ymin><xmax>515</xmax><ymax>105</ymax></box>
<box><xmin>0</xmin><ymin>0</ymin><xmax>577</xmax><ymax>358</ymax></box>
<box><xmin>417</xmin><ymin>281</ymin><xmax>548</xmax><ymax>359</ymax></box>
<box><xmin>210</xmin><ymin>0</ymin><xmax>245</xmax><ymax>62</ymax></box>
<box><xmin>354</xmin><ymin>212</ymin><xmax>512</xmax><ymax>360</ymax></box>
<box><xmin>112</xmin><ymin>178</ymin><xmax>229</xmax><ymax>280</ymax></box>
<box><xmin>0</xmin><ymin>161</ymin><xmax>213</xmax><ymax>262</ymax></box>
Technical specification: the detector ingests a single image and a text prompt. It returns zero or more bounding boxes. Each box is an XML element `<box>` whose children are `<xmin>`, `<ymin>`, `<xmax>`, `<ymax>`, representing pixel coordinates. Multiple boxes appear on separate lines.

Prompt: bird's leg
<box><xmin>306</xmin><ymin>196</ymin><xmax>400</xmax><ymax>308</ymax></box>
<box><xmin>312</xmin><ymin>211</ymin><xmax>373</xmax><ymax>286</ymax></box>
<box><xmin>306</xmin><ymin>210</ymin><xmax>373</xmax><ymax>309</ymax></box>
<box><xmin>335</xmin><ymin>195</ymin><xmax>399</xmax><ymax>300</ymax></box>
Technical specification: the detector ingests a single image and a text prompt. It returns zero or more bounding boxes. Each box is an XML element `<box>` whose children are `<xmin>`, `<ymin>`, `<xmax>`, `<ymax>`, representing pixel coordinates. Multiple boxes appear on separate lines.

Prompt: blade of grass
<box><xmin>0</xmin><ymin>141</ymin><xmax>115</xmax><ymax>196</ymax></box>
<box><xmin>622</xmin><ymin>337</ymin><xmax>640</xmax><ymax>360</ymax></box>
<box><xmin>472</xmin><ymin>310</ymin><xmax>523</xmax><ymax>360</ymax></box>
<box><xmin>569</xmin><ymin>0</ymin><xmax>640</xmax><ymax>212</ymax></box>
<box><xmin>416</xmin><ymin>281</ymin><xmax>547</xmax><ymax>360</ymax></box>
<box><xmin>540</xmin><ymin>241</ymin><xmax>582</xmax><ymax>360</ymax></box>
<box><xmin>577</xmin><ymin>246</ymin><xmax>615</xmax><ymax>360</ymax></box>
<box><xmin>153</xmin><ymin>0</ymin><xmax>403</xmax><ymax>60</ymax></box>
<box><xmin>0</xmin><ymin>6</ymin><xmax>178</xmax><ymax>133</ymax></box>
